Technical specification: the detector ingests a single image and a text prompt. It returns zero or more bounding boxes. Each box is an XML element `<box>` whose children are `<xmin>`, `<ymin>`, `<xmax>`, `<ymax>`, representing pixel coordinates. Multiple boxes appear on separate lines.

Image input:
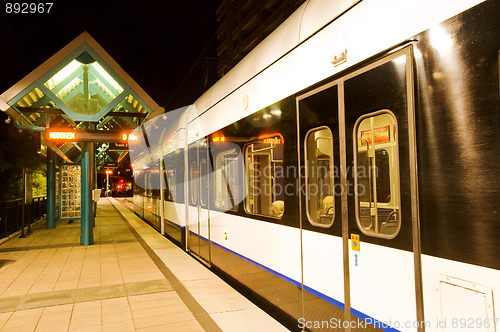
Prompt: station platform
<box><xmin>0</xmin><ymin>198</ymin><xmax>287</xmax><ymax>332</ymax></box>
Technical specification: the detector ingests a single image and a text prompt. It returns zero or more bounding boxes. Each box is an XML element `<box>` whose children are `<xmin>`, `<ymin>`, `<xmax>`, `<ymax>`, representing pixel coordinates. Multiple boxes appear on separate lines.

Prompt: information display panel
<box><xmin>60</xmin><ymin>164</ymin><xmax>81</xmax><ymax>220</ymax></box>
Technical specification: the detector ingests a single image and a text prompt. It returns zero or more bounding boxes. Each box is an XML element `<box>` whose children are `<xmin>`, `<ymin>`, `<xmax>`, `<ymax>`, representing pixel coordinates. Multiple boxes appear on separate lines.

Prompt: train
<box><xmin>129</xmin><ymin>0</ymin><xmax>500</xmax><ymax>330</ymax></box>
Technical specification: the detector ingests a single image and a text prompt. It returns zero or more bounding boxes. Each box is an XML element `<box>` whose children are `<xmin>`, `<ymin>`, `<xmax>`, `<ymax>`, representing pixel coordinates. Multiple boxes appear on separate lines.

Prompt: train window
<box><xmin>244</xmin><ymin>135</ymin><xmax>284</xmax><ymax>218</ymax></box>
<box><xmin>200</xmin><ymin>158</ymin><xmax>208</xmax><ymax>207</ymax></box>
<box><xmin>354</xmin><ymin>111</ymin><xmax>401</xmax><ymax>238</ymax></box>
<box><xmin>214</xmin><ymin>148</ymin><xmax>240</xmax><ymax>211</ymax></box>
<box><xmin>305</xmin><ymin>127</ymin><xmax>334</xmax><ymax>227</ymax></box>
<box><xmin>166</xmin><ymin>168</ymin><xmax>176</xmax><ymax>201</ymax></box>
<box><xmin>189</xmin><ymin>160</ymin><xmax>198</xmax><ymax>205</ymax></box>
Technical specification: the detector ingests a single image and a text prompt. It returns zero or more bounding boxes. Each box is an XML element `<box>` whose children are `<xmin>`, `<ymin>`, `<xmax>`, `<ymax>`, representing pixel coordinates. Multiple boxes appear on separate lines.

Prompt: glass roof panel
<box><xmin>43</xmin><ymin>51</ymin><xmax>124</xmax><ymax>117</ymax></box>
<box><xmin>14</xmin><ymin>87</ymin><xmax>45</xmax><ymax>108</ymax></box>
<box><xmin>45</xmin><ymin>60</ymin><xmax>83</xmax><ymax>90</ymax></box>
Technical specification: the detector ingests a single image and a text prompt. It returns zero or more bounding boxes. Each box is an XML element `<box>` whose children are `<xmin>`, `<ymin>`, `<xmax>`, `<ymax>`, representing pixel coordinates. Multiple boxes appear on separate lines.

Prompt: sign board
<box><xmin>360</xmin><ymin>126</ymin><xmax>390</xmax><ymax>145</ymax></box>
<box><xmin>109</xmin><ymin>142</ymin><xmax>129</xmax><ymax>151</ymax></box>
<box><xmin>45</xmin><ymin>129</ymin><xmax>138</xmax><ymax>143</ymax></box>
<box><xmin>23</xmin><ymin>168</ymin><xmax>33</xmax><ymax>205</ymax></box>
<box><xmin>104</xmin><ymin>162</ymin><xmax>118</xmax><ymax>168</ymax></box>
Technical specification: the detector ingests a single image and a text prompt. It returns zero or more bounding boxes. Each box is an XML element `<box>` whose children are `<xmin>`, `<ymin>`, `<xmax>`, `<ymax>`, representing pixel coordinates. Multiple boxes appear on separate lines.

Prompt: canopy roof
<box><xmin>0</xmin><ymin>32</ymin><xmax>164</xmax><ymax>166</ymax></box>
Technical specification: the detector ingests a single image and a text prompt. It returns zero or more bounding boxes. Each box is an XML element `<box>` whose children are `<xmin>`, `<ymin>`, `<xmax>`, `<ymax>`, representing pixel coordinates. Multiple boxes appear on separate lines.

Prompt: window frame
<box><xmin>243</xmin><ymin>136</ymin><xmax>284</xmax><ymax>219</ymax></box>
<box><xmin>353</xmin><ymin>109</ymin><xmax>401</xmax><ymax>239</ymax></box>
<box><xmin>304</xmin><ymin>126</ymin><xmax>335</xmax><ymax>228</ymax></box>
<box><xmin>189</xmin><ymin>160</ymin><xmax>198</xmax><ymax>205</ymax></box>
<box><xmin>214</xmin><ymin>147</ymin><xmax>240</xmax><ymax>211</ymax></box>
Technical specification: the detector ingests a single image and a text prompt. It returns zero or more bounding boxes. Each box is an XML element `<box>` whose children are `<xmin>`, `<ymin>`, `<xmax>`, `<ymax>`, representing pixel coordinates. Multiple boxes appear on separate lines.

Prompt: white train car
<box><xmin>132</xmin><ymin>0</ymin><xmax>500</xmax><ymax>330</ymax></box>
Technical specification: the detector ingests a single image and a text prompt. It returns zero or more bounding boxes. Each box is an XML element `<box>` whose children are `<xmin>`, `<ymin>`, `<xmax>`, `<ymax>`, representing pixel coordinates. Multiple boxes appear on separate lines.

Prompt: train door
<box><xmin>297</xmin><ymin>85</ymin><xmax>346</xmax><ymax>327</ymax></box>
<box><xmin>188</xmin><ymin>139</ymin><xmax>211</xmax><ymax>265</ymax></box>
<box><xmin>342</xmin><ymin>47</ymin><xmax>422</xmax><ymax>329</ymax></box>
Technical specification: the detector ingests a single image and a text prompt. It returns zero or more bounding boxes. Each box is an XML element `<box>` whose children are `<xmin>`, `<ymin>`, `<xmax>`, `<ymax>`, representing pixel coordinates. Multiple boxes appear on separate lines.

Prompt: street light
<box><xmin>105</xmin><ymin>169</ymin><xmax>112</xmax><ymax>196</ymax></box>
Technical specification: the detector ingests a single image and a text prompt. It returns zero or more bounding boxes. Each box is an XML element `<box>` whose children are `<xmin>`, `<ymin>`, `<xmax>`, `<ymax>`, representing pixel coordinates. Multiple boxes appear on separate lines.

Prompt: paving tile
<box><xmin>102</xmin><ymin>310</ymin><xmax>133</xmax><ymax>324</ymax></box>
<box><xmin>127</xmin><ymin>291</ymin><xmax>174</xmax><ymax>303</ymax></box>
<box><xmin>18</xmin><ymin>289</ymin><xmax>75</xmax><ymax>310</ymax></box>
<box><xmin>68</xmin><ymin>324</ymin><xmax>101</xmax><ymax>332</ymax></box>
<box><xmin>35</xmin><ymin>320</ymin><xmax>70</xmax><ymax>332</ymax></box>
<box><xmin>71</xmin><ymin>307</ymin><xmax>101</xmax><ymax>320</ymax></box>
<box><xmin>0</xmin><ymin>296</ymin><xmax>22</xmax><ymax>312</ymax></box>
<box><xmin>10</xmin><ymin>307</ymin><xmax>44</xmax><ymax>320</ymax></box>
<box><xmin>101</xmin><ymin>320</ymin><xmax>135</xmax><ymax>332</ymax></box>
<box><xmin>2</xmin><ymin>317</ymin><xmax>40</xmax><ymax>330</ymax></box>
<box><xmin>124</xmin><ymin>279</ymin><xmax>172</xmax><ymax>296</ymax></box>
<box><xmin>73</xmin><ymin>300</ymin><xmax>101</xmax><ymax>310</ymax></box>
<box><xmin>41</xmin><ymin>303</ymin><xmax>73</xmax><ymax>314</ymax></box>
<box><xmin>68</xmin><ymin>315</ymin><xmax>102</xmax><ymax>328</ymax></box>
<box><xmin>75</xmin><ymin>284</ymin><xmax>126</xmax><ymax>302</ymax></box>
<box><xmin>133</xmin><ymin>313</ymin><xmax>192</xmax><ymax>330</ymax></box>
<box><xmin>38</xmin><ymin>310</ymin><xmax>72</xmax><ymax>324</ymax></box>
<box><xmin>0</xmin><ymin>311</ymin><xmax>13</xmax><ymax>329</ymax></box>
<box><xmin>136</xmin><ymin>319</ymin><xmax>204</xmax><ymax>332</ymax></box>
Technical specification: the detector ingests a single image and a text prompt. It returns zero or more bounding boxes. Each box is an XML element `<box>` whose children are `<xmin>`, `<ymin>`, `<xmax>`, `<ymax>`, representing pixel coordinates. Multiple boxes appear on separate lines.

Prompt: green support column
<box><xmin>46</xmin><ymin>148</ymin><xmax>56</xmax><ymax>229</ymax></box>
<box><xmin>90</xmin><ymin>142</ymin><xmax>96</xmax><ymax>228</ymax></box>
<box><xmin>81</xmin><ymin>142</ymin><xmax>94</xmax><ymax>245</ymax></box>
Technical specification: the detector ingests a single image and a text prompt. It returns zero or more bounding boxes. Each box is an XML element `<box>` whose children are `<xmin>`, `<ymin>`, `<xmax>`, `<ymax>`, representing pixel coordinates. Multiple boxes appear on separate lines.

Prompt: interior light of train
<box><xmin>263</xmin><ymin>113</ymin><xmax>272</xmax><ymax>120</ymax></box>
<box><xmin>270</xmin><ymin>109</ymin><xmax>281</xmax><ymax>116</ymax></box>
<box><xmin>48</xmin><ymin>131</ymin><xmax>75</xmax><ymax>140</ymax></box>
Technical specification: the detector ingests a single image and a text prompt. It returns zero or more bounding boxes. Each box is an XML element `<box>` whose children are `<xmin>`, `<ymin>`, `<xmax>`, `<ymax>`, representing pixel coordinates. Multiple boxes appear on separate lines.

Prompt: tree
<box><xmin>0</xmin><ymin>114</ymin><xmax>46</xmax><ymax>201</ymax></box>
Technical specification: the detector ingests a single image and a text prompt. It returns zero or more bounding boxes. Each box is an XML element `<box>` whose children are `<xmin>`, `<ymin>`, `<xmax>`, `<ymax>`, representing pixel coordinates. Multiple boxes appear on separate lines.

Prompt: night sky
<box><xmin>0</xmin><ymin>0</ymin><xmax>222</xmax><ymax>111</ymax></box>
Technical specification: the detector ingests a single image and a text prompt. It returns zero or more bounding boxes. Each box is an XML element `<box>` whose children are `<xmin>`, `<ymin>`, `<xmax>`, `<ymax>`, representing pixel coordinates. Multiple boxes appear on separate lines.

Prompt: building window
<box><xmin>305</xmin><ymin>127</ymin><xmax>334</xmax><ymax>227</ymax></box>
<box><xmin>354</xmin><ymin>111</ymin><xmax>401</xmax><ymax>238</ymax></box>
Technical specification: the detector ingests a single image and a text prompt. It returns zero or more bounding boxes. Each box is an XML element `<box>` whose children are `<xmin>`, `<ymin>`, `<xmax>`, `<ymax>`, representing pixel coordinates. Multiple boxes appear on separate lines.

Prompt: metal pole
<box><xmin>160</xmin><ymin>158</ymin><xmax>165</xmax><ymax>235</ymax></box>
<box><xmin>46</xmin><ymin>148</ymin><xmax>56</xmax><ymax>228</ymax></box>
<box><xmin>27</xmin><ymin>169</ymin><xmax>32</xmax><ymax>235</ymax></box>
<box><xmin>20</xmin><ymin>168</ymin><xmax>26</xmax><ymax>238</ymax></box>
<box><xmin>106</xmin><ymin>172</ymin><xmax>109</xmax><ymax>196</ymax></box>
<box><xmin>80</xmin><ymin>141</ymin><xmax>94</xmax><ymax>245</ymax></box>
<box><xmin>89</xmin><ymin>142</ymin><xmax>95</xmax><ymax>228</ymax></box>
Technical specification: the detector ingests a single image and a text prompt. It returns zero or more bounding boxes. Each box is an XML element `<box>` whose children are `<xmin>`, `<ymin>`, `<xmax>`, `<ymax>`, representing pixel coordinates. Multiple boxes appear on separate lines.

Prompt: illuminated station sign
<box><xmin>45</xmin><ymin>129</ymin><xmax>139</xmax><ymax>143</ymax></box>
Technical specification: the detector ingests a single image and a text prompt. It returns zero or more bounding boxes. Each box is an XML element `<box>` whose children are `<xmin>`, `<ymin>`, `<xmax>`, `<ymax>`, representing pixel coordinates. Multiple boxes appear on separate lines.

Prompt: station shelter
<box><xmin>0</xmin><ymin>32</ymin><xmax>164</xmax><ymax>245</ymax></box>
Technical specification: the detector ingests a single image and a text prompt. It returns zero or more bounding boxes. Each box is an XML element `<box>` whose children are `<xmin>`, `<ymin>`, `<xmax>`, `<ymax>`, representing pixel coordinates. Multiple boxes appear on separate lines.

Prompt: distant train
<box><xmin>131</xmin><ymin>0</ymin><xmax>500</xmax><ymax>330</ymax></box>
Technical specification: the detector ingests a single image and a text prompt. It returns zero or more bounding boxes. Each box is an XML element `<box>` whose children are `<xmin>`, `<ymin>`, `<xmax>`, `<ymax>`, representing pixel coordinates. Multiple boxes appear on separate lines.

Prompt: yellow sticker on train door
<box><xmin>351</xmin><ymin>234</ymin><xmax>360</xmax><ymax>251</ymax></box>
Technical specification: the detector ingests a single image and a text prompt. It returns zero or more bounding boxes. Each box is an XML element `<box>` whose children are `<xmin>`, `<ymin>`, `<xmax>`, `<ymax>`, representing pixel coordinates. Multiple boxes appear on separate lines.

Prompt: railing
<box><xmin>0</xmin><ymin>195</ymin><xmax>47</xmax><ymax>239</ymax></box>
